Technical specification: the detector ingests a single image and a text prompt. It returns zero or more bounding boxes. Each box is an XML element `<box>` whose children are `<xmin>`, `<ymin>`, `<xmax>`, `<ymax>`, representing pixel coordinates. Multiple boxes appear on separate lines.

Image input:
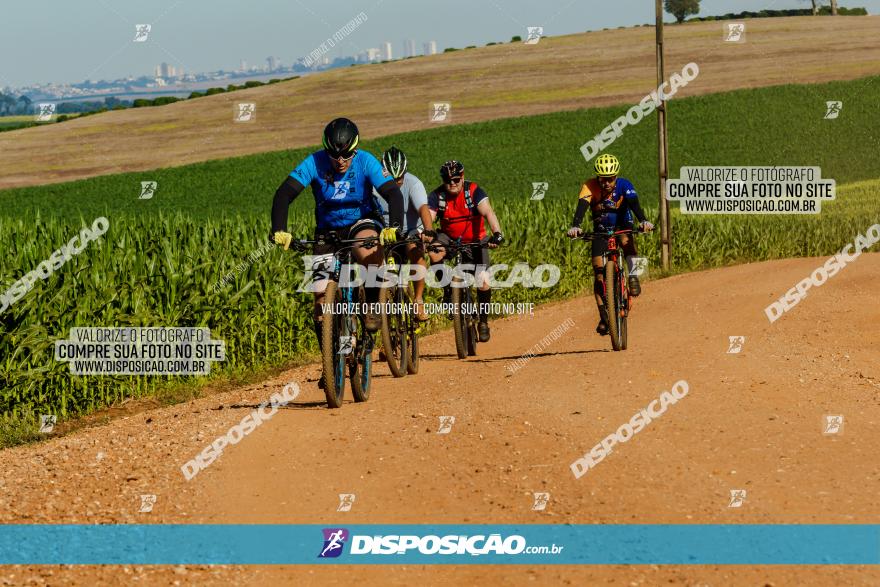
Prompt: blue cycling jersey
<box><xmin>289</xmin><ymin>150</ymin><xmax>393</xmax><ymax>230</ymax></box>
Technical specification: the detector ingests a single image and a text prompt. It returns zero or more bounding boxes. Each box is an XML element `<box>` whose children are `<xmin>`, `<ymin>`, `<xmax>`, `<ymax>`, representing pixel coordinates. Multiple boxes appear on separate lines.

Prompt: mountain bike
<box><xmin>289</xmin><ymin>233</ymin><xmax>378</xmax><ymax>408</ymax></box>
<box><xmin>429</xmin><ymin>238</ymin><xmax>490</xmax><ymax>360</ymax></box>
<box><xmin>575</xmin><ymin>228</ymin><xmax>642</xmax><ymax>352</ymax></box>
<box><xmin>378</xmin><ymin>235</ymin><xmax>424</xmax><ymax>377</ymax></box>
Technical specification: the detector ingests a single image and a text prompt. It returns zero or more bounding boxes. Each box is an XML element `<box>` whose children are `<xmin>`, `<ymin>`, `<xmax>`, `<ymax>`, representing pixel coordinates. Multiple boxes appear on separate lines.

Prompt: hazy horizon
<box><xmin>2</xmin><ymin>0</ymin><xmax>877</xmax><ymax>88</ymax></box>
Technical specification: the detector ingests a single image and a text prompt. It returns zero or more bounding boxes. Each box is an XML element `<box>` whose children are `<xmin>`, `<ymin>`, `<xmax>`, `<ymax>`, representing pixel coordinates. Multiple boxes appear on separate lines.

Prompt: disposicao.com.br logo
<box><xmin>318</xmin><ymin>528</ymin><xmax>563</xmax><ymax>558</ymax></box>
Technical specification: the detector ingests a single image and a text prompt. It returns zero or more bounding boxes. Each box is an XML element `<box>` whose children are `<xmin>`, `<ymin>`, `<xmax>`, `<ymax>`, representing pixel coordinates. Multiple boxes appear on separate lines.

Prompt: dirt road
<box><xmin>2</xmin><ymin>16</ymin><xmax>879</xmax><ymax>189</ymax></box>
<box><xmin>1</xmin><ymin>254</ymin><xmax>878</xmax><ymax>585</ymax></box>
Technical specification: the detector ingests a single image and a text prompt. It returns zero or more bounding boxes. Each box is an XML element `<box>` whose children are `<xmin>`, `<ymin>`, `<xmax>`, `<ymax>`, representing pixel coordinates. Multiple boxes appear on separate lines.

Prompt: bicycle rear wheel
<box><xmin>379</xmin><ymin>286</ymin><xmax>408</xmax><ymax>377</ymax></box>
<box><xmin>605</xmin><ymin>261</ymin><xmax>624</xmax><ymax>352</ymax></box>
<box><xmin>321</xmin><ymin>281</ymin><xmax>346</xmax><ymax>408</ymax></box>
<box><xmin>450</xmin><ymin>282</ymin><xmax>468</xmax><ymax>359</ymax></box>
<box><xmin>464</xmin><ymin>287</ymin><xmax>478</xmax><ymax>356</ymax></box>
<box><xmin>619</xmin><ymin>257</ymin><xmax>629</xmax><ymax>350</ymax></box>
<box><xmin>406</xmin><ymin>285</ymin><xmax>420</xmax><ymax>374</ymax></box>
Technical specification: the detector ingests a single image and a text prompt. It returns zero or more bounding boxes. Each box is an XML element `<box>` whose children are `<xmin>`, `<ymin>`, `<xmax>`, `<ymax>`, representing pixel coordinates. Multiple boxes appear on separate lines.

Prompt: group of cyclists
<box><xmin>270</xmin><ymin>117</ymin><xmax>654</xmax><ymax>380</ymax></box>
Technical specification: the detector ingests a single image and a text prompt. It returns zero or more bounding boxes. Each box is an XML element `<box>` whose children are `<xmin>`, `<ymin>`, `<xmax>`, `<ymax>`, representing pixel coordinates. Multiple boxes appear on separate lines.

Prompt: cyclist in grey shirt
<box><xmin>373</xmin><ymin>147</ymin><xmax>434</xmax><ymax>321</ymax></box>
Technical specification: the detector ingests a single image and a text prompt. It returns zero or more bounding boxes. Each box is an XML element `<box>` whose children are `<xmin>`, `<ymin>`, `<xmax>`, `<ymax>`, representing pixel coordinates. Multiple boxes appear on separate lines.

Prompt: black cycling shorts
<box><xmin>591</xmin><ymin>221</ymin><xmax>636</xmax><ymax>258</ymax></box>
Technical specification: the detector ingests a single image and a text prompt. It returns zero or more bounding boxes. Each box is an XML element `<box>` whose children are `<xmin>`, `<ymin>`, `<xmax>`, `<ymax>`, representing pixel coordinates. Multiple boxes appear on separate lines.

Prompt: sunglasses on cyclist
<box><xmin>326</xmin><ymin>149</ymin><xmax>356</xmax><ymax>163</ymax></box>
<box><xmin>444</xmin><ymin>176</ymin><xmax>463</xmax><ymax>185</ymax></box>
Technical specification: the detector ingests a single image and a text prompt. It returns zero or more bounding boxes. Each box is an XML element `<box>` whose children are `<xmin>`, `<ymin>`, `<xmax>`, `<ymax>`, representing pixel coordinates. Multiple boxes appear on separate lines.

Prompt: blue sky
<box><xmin>2</xmin><ymin>0</ymin><xmax>876</xmax><ymax>87</ymax></box>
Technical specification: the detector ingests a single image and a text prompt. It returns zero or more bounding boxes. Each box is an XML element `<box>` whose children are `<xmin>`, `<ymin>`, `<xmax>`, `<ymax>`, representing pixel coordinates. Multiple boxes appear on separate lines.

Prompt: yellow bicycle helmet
<box><xmin>594</xmin><ymin>154</ymin><xmax>620</xmax><ymax>177</ymax></box>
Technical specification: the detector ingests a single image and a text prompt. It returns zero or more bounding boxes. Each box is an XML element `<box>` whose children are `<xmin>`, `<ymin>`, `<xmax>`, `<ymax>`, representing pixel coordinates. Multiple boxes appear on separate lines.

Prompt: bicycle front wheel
<box><xmin>605</xmin><ymin>260</ymin><xmax>624</xmax><ymax>352</ymax></box>
<box><xmin>379</xmin><ymin>285</ymin><xmax>408</xmax><ymax>377</ymax></box>
<box><xmin>451</xmin><ymin>282</ymin><xmax>468</xmax><ymax>359</ymax></box>
<box><xmin>321</xmin><ymin>280</ymin><xmax>346</xmax><ymax>408</ymax></box>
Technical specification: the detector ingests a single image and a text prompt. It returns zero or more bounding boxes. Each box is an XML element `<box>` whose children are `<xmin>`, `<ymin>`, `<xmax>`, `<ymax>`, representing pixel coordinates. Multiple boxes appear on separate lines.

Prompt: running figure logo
<box><xmin>629</xmin><ymin>257</ymin><xmax>648</xmax><ymax>277</ymax></box>
<box><xmin>338</xmin><ymin>336</ymin><xmax>355</xmax><ymax>356</ymax></box>
<box><xmin>337</xmin><ymin>494</ymin><xmax>356</xmax><ymax>512</ymax></box>
<box><xmin>728</xmin><ymin>489</ymin><xmax>747</xmax><ymax>508</ymax></box>
<box><xmin>133</xmin><ymin>24</ymin><xmax>151</xmax><ymax>42</ymax></box>
<box><xmin>437</xmin><ymin>415</ymin><xmax>456</xmax><ymax>434</ymax></box>
<box><xmin>727</xmin><ymin>336</ymin><xmax>745</xmax><ymax>354</ymax></box>
<box><xmin>823</xmin><ymin>414</ymin><xmax>843</xmax><ymax>435</ymax></box>
<box><xmin>525</xmin><ymin>26</ymin><xmax>544</xmax><ymax>44</ymax></box>
<box><xmin>235</xmin><ymin>103</ymin><xmax>256</xmax><ymax>122</ymax></box>
<box><xmin>39</xmin><ymin>414</ymin><xmax>56</xmax><ymax>433</ymax></box>
<box><xmin>431</xmin><ymin>103</ymin><xmax>451</xmax><ymax>122</ymax></box>
<box><xmin>332</xmin><ymin>181</ymin><xmax>350</xmax><ymax>200</ymax></box>
<box><xmin>532</xmin><ymin>492</ymin><xmax>550</xmax><ymax>511</ymax></box>
<box><xmin>318</xmin><ymin>528</ymin><xmax>350</xmax><ymax>558</ymax></box>
<box><xmin>139</xmin><ymin>494</ymin><xmax>157</xmax><ymax>512</ymax></box>
<box><xmin>725</xmin><ymin>23</ymin><xmax>745</xmax><ymax>42</ymax></box>
<box><xmin>35</xmin><ymin>103</ymin><xmax>56</xmax><ymax>122</ymax></box>
<box><xmin>824</xmin><ymin>101</ymin><xmax>842</xmax><ymax>120</ymax></box>
<box><xmin>139</xmin><ymin>181</ymin><xmax>157</xmax><ymax>200</ymax></box>
<box><xmin>530</xmin><ymin>182</ymin><xmax>549</xmax><ymax>201</ymax></box>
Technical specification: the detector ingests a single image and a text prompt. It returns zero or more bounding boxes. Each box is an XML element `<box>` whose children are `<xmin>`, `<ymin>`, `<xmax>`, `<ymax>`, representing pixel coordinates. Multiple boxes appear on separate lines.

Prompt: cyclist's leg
<box><xmin>310</xmin><ymin>229</ymin><xmax>338</xmax><ymax>338</ymax></box>
<box><xmin>349</xmin><ymin>218</ymin><xmax>385</xmax><ymax>330</ymax></box>
<box><xmin>429</xmin><ymin>233</ymin><xmax>453</xmax><ymax>305</ymax></box>
<box><xmin>468</xmin><ymin>246</ymin><xmax>493</xmax><ymax>342</ymax></box>
<box><xmin>619</xmin><ymin>222</ymin><xmax>641</xmax><ymax>296</ymax></box>
<box><xmin>591</xmin><ymin>226</ymin><xmax>610</xmax><ymax>335</ymax></box>
<box><xmin>405</xmin><ymin>237</ymin><xmax>429</xmax><ymax>321</ymax></box>
<box><xmin>311</xmin><ymin>230</ymin><xmax>338</xmax><ymax>388</ymax></box>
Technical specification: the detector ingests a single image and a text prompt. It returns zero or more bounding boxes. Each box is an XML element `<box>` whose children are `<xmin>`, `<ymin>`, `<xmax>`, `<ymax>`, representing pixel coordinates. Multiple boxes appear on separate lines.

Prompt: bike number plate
<box><xmin>607</xmin><ymin>238</ymin><xmax>617</xmax><ymax>251</ymax></box>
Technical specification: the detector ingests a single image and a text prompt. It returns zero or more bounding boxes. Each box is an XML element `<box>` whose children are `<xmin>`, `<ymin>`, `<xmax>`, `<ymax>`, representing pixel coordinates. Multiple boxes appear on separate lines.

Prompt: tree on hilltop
<box><xmin>664</xmin><ymin>0</ymin><xmax>700</xmax><ymax>23</ymax></box>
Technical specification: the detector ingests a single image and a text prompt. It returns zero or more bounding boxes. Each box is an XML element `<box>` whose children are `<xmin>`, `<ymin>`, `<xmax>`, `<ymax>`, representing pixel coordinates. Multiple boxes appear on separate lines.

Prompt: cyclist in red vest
<box><xmin>427</xmin><ymin>160</ymin><xmax>504</xmax><ymax>342</ymax></box>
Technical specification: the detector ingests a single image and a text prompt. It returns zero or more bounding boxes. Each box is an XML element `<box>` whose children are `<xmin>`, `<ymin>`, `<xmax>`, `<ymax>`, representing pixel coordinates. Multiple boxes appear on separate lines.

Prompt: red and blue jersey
<box><xmin>577</xmin><ymin>177</ymin><xmax>640</xmax><ymax>228</ymax></box>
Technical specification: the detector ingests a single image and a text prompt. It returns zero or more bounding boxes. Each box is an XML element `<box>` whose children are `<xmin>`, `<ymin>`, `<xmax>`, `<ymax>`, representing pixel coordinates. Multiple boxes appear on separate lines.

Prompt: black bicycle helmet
<box><xmin>322</xmin><ymin>118</ymin><xmax>359</xmax><ymax>157</ymax></box>
<box><xmin>382</xmin><ymin>147</ymin><xmax>408</xmax><ymax>180</ymax></box>
<box><xmin>440</xmin><ymin>160</ymin><xmax>464</xmax><ymax>182</ymax></box>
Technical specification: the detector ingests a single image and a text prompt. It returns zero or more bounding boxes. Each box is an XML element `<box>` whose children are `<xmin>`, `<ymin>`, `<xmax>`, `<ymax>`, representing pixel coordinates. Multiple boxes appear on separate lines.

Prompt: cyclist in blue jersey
<box><xmin>271</xmin><ymin>118</ymin><xmax>405</xmax><ymax>344</ymax></box>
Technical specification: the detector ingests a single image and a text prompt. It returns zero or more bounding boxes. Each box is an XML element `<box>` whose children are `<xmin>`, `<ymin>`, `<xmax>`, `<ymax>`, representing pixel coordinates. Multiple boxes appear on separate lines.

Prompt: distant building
<box><xmin>358</xmin><ymin>48</ymin><xmax>381</xmax><ymax>62</ymax></box>
<box><xmin>267</xmin><ymin>56</ymin><xmax>280</xmax><ymax>71</ymax></box>
<box><xmin>156</xmin><ymin>63</ymin><xmax>174</xmax><ymax>78</ymax></box>
<box><xmin>403</xmin><ymin>39</ymin><xmax>416</xmax><ymax>58</ymax></box>
<box><xmin>381</xmin><ymin>42</ymin><xmax>393</xmax><ymax>61</ymax></box>
<box><xmin>423</xmin><ymin>41</ymin><xmax>438</xmax><ymax>56</ymax></box>
<box><xmin>239</xmin><ymin>59</ymin><xmax>247</xmax><ymax>72</ymax></box>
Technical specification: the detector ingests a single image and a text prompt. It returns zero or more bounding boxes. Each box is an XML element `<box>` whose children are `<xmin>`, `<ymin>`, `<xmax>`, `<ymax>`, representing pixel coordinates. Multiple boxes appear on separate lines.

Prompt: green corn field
<box><xmin>1</xmin><ymin>76</ymin><xmax>878</xmax><ymax>438</ymax></box>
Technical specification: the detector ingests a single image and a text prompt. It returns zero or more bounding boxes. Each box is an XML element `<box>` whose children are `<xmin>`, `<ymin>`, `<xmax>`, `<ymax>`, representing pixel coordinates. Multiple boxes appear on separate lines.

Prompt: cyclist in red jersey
<box><xmin>427</xmin><ymin>160</ymin><xmax>504</xmax><ymax>342</ymax></box>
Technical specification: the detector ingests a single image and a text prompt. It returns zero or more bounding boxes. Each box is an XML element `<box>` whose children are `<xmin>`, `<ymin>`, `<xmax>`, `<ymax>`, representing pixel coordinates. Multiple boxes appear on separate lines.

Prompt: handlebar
<box><xmin>570</xmin><ymin>227</ymin><xmax>645</xmax><ymax>242</ymax></box>
<box><xmin>425</xmin><ymin>238</ymin><xmax>492</xmax><ymax>254</ymax></box>
<box><xmin>283</xmin><ymin>233</ymin><xmax>380</xmax><ymax>252</ymax></box>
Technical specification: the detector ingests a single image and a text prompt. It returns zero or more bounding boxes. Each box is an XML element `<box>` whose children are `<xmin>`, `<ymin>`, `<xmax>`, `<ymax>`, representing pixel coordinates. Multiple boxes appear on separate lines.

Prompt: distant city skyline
<box><xmin>1</xmin><ymin>0</ymin><xmax>877</xmax><ymax>88</ymax></box>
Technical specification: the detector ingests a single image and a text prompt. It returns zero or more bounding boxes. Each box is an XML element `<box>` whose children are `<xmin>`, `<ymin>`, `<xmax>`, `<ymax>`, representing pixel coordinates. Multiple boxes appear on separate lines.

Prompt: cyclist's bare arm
<box><xmin>476</xmin><ymin>199</ymin><xmax>501</xmax><ymax>234</ymax></box>
<box><xmin>418</xmin><ymin>203</ymin><xmax>434</xmax><ymax>234</ymax></box>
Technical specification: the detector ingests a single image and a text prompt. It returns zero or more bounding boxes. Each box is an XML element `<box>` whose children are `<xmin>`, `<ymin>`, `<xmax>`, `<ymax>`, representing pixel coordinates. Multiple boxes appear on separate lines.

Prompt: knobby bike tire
<box><xmin>451</xmin><ymin>283</ymin><xmax>468</xmax><ymax>359</ymax></box>
<box><xmin>321</xmin><ymin>280</ymin><xmax>345</xmax><ymax>408</ymax></box>
<box><xmin>605</xmin><ymin>261</ymin><xmax>624</xmax><ymax>352</ymax></box>
<box><xmin>350</xmin><ymin>287</ymin><xmax>372</xmax><ymax>402</ymax></box>
<box><xmin>406</xmin><ymin>284</ymin><xmax>420</xmax><ymax>374</ymax></box>
<box><xmin>379</xmin><ymin>286</ymin><xmax>408</xmax><ymax>377</ymax></box>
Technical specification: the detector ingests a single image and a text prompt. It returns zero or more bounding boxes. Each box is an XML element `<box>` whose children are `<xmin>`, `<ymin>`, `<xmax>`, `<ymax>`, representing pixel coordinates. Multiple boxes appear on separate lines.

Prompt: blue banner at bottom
<box><xmin>0</xmin><ymin>524</ymin><xmax>877</xmax><ymax>565</ymax></box>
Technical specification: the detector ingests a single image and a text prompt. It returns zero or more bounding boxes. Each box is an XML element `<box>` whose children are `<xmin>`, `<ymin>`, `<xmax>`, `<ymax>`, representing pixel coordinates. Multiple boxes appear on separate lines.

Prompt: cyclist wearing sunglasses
<box><xmin>426</xmin><ymin>160</ymin><xmax>504</xmax><ymax>343</ymax></box>
<box><xmin>566</xmin><ymin>154</ymin><xmax>654</xmax><ymax>336</ymax></box>
<box><xmin>371</xmin><ymin>146</ymin><xmax>435</xmax><ymax>322</ymax></box>
<box><xmin>271</xmin><ymin>117</ymin><xmax>406</xmax><ymax>340</ymax></box>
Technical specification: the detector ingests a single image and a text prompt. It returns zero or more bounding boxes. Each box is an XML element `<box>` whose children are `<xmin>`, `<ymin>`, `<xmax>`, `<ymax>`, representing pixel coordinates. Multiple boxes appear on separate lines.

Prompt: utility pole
<box><xmin>655</xmin><ymin>0</ymin><xmax>672</xmax><ymax>270</ymax></box>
